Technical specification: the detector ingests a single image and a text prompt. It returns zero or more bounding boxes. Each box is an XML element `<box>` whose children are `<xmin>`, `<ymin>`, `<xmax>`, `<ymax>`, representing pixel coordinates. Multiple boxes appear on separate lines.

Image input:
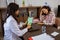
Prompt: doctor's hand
<box><xmin>27</xmin><ymin>24</ymin><xmax>31</xmax><ymax>29</ymax></box>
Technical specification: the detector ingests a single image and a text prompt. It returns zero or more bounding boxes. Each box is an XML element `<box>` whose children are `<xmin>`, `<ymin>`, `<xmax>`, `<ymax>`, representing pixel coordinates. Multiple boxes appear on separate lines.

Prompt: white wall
<box><xmin>7</xmin><ymin>0</ymin><xmax>14</xmax><ymax>5</ymax></box>
<box><xmin>25</xmin><ymin>0</ymin><xmax>58</xmax><ymax>13</ymax></box>
<box><xmin>15</xmin><ymin>0</ymin><xmax>58</xmax><ymax>8</ymax></box>
<box><xmin>27</xmin><ymin>0</ymin><xmax>58</xmax><ymax>8</ymax></box>
<box><xmin>58</xmin><ymin>0</ymin><xmax>60</xmax><ymax>5</ymax></box>
<box><xmin>0</xmin><ymin>0</ymin><xmax>60</xmax><ymax>14</ymax></box>
<box><xmin>0</xmin><ymin>0</ymin><xmax>59</xmax><ymax>8</ymax></box>
<box><xmin>0</xmin><ymin>0</ymin><xmax>7</xmax><ymax>8</ymax></box>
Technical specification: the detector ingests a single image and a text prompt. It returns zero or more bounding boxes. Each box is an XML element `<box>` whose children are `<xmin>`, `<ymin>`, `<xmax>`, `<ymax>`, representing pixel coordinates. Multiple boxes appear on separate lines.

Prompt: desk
<box><xmin>23</xmin><ymin>24</ymin><xmax>60</xmax><ymax>40</ymax></box>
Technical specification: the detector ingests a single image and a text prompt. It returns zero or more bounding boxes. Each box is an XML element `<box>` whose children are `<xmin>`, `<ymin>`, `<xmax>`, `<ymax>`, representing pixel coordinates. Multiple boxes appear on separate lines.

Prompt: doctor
<box><xmin>4</xmin><ymin>3</ymin><xmax>31</xmax><ymax>40</ymax></box>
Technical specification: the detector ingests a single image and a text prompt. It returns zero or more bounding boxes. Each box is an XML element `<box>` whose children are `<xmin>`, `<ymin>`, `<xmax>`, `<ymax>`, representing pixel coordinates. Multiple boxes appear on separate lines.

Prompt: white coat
<box><xmin>4</xmin><ymin>15</ymin><xmax>28</xmax><ymax>40</ymax></box>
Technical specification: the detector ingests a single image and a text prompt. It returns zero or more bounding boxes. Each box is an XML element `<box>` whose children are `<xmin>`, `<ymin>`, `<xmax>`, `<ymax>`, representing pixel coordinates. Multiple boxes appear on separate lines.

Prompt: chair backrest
<box><xmin>55</xmin><ymin>17</ymin><xmax>60</xmax><ymax>26</ymax></box>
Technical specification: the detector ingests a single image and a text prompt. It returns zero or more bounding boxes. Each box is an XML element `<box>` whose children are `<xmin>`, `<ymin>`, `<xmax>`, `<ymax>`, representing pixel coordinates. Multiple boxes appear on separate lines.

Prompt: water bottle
<box><xmin>42</xmin><ymin>25</ymin><xmax>46</xmax><ymax>33</ymax></box>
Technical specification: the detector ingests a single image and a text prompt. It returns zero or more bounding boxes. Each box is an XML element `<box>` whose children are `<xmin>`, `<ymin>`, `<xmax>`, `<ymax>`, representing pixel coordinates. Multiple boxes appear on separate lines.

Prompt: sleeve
<box><xmin>43</xmin><ymin>12</ymin><xmax>56</xmax><ymax>25</ymax></box>
<box><xmin>18</xmin><ymin>22</ymin><xmax>25</xmax><ymax>28</ymax></box>
<box><xmin>10</xmin><ymin>20</ymin><xmax>28</xmax><ymax>36</ymax></box>
<box><xmin>40</xmin><ymin>15</ymin><xmax>43</xmax><ymax>22</ymax></box>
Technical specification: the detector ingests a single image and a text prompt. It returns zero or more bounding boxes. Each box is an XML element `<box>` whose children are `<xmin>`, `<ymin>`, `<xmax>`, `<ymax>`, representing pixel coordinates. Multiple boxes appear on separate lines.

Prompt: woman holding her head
<box><xmin>4</xmin><ymin>3</ymin><xmax>31</xmax><ymax>40</ymax></box>
<box><xmin>39</xmin><ymin>6</ymin><xmax>56</xmax><ymax>25</ymax></box>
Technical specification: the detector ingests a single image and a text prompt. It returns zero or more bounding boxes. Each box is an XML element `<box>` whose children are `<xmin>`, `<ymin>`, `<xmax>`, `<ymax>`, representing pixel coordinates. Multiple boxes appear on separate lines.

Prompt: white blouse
<box><xmin>4</xmin><ymin>16</ymin><xmax>28</xmax><ymax>40</ymax></box>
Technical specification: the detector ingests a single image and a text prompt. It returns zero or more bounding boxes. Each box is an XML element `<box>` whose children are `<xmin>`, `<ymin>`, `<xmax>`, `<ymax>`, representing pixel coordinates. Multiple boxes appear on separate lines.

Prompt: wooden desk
<box><xmin>23</xmin><ymin>24</ymin><xmax>60</xmax><ymax>40</ymax></box>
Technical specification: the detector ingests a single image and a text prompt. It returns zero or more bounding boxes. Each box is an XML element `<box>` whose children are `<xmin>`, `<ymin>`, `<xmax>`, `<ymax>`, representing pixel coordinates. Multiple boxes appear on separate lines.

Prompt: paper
<box><xmin>32</xmin><ymin>33</ymin><xmax>55</xmax><ymax>40</ymax></box>
<box><xmin>58</xmin><ymin>26</ymin><xmax>60</xmax><ymax>29</ymax></box>
<box><xmin>51</xmin><ymin>32</ymin><xmax>59</xmax><ymax>37</ymax></box>
<box><xmin>27</xmin><ymin>17</ymin><xmax>33</xmax><ymax>25</ymax></box>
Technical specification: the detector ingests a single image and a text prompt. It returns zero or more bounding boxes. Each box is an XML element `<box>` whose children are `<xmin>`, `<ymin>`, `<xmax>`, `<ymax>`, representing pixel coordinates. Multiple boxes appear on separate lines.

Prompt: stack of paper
<box><xmin>51</xmin><ymin>32</ymin><xmax>59</xmax><ymax>37</ymax></box>
<box><xmin>32</xmin><ymin>33</ymin><xmax>55</xmax><ymax>40</ymax></box>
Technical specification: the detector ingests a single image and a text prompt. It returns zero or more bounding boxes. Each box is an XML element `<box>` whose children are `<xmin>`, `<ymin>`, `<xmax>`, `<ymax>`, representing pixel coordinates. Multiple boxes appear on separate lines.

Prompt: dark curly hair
<box><xmin>41</xmin><ymin>6</ymin><xmax>51</xmax><ymax>13</ymax></box>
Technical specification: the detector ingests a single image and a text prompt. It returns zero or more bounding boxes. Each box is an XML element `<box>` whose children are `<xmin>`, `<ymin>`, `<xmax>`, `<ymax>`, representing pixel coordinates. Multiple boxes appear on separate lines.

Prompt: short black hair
<box><xmin>42</xmin><ymin>6</ymin><xmax>51</xmax><ymax>12</ymax></box>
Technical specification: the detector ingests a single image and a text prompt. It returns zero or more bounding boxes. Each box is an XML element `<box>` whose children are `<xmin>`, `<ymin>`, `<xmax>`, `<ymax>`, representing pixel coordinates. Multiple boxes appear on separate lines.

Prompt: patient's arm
<box><xmin>37</xmin><ymin>21</ymin><xmax>44</xmax><ymax>25</ymax></box>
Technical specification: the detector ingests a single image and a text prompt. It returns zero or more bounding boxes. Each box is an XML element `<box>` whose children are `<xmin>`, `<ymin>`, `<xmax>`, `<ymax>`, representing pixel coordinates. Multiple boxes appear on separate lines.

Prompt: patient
<box><xmin>24</xmin><ymin>6</ymin><xmax>56</xmax><ymax>26</ymax></box>
<box><xmin>38</xmin><ymin>6</ymin><xmax>56</xmax><ymax>25</ymax></box>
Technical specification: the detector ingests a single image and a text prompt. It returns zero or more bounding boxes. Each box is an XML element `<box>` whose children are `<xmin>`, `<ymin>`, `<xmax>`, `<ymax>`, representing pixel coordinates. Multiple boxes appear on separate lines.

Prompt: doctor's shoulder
<box><xmin>5</xmin><ymin>16</ymin><xmax>16</xmax><ymax>24</ymax></box>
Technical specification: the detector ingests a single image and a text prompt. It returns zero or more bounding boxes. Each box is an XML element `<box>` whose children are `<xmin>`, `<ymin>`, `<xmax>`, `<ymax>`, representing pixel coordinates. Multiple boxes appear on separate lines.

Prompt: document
<box><xmin>51</xmin><ymin>32</ymin><xmax>59</xmax><ymax>37</ymax></box>
<box><xmin>32</xmin><ymin>33</ymin><xmax>55</xmax><ymax>40</ymax></box>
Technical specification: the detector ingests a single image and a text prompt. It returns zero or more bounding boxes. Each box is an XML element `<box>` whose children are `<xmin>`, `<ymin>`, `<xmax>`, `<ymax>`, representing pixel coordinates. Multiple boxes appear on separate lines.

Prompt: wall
<box><xmin>0</xmin><ymin>0</ymin><xmax>7</xmax><ymax>8</ymax></box>
<box><xmin>0</xmin><ymin>0</ymin><xmax>59</xmax><ymax>8</ymax></box>
<box><xmin>0</xmin><ymin>0</ymin><xmax>59</xmax><ymax>14</ymax></box>
<box><xmin>58</xmin><ymin>0</ymin><xmax>60</xmax><ymax>5</ymax></box>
